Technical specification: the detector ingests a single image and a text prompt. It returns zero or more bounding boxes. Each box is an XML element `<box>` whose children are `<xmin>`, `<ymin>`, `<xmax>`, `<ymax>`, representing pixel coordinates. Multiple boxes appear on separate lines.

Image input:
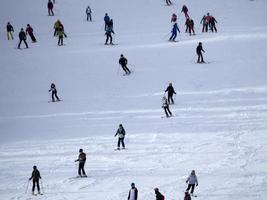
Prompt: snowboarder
<box><xmin>171</xmin><ymin>13</ymin><xmax>177</xmax><ymax>23</ymax></box>
<box><xmin>6</xmin><ymin>22</ymin><xmax>14</xmax><ymax>40</ymax></box>
<box><xmin>181</xmin><ymin>5</ymin><xmax>189</xmax><ymax>19</ymax></box>
<box><xmin>114</xmin><ymin>124</ymin><xmax>126</xmax><ymax>150</ymax></box>
<box><xmin>104</xmin><ymin>13</ymin><xmax>110</xmax><ymax>31</ymax></box>
<box><xmin>169</xmin><ymin>22</ymin><xmax>180</xmax><ymax>41</ymax></box>
<box><xmin>29</xmin><ymin>166</ymin><xmax>42</xmax><ymax>195</ymax></box>
<box><xmin>162</xmin><ymin>96</ymin><xmax>172</xmax><ymax>117</ymax></box>
<box><xmin>184</xmin><ymin>191</ymin><xmax>191</xmax><ymax>200</ymax></box>
<box><xmin>165</xmin><ymin>83</ymin><xmax>176</xmax><ymax>104</ymax></box>
<box><xmin>86</xmin><ymin>6</ymin><xmax>92</xmax><ymax>21</ymax></box>
<box><xmin>26</xmin><ymin>24</ymin><xmax>37</xmax><ymax>43</ymax></box>
<box><xmin>196</xmin><ymin>42</ymin><xmax>205</xmax><ymax>63</ymax></box>
<box><xmin>47</xmin><ymin>0</ymin><xmax>54</xmax><ymax>16</ymax></box>
<box><xmin>75</xmin><ymin>149</ymin><xmax>87</xmax><ymax>177</ymax></box>
<box><xmin>18</xmin><ymin>28</ymin><xmax>28</xmax><ymax>49</ymax></box>
<box><xmin>210</xmin><ymin>15</ymin><xmax>218</xmax><ymax>32</ymax></box>
<box><xmin>128</xmin><ymin>183</ymin><xmax>138</xmax><ymax>200</ymax></box>
<box><xmin>154</xmin><ymin>188</ymin><xmax>165</xmax><ymax>200</ymax></box>
<box><xmin>165</xmin><ymin>0</ymin><xmax>172</xmax><ymax>6</ymax></box>
<box><xmin>105</xmin><ymin>25</ymin><xmax>115</xmax><ymax>45</ymax></box>
<box><xmin>119</xmin><ymin>54</ymin><xmax>131</xmax><ymax>75</ymax></box>
<box><xmin>186</xmin><ymin>170</ymin><xmax>198</xmax><ymax>195</ymax></box>
<box><xmin>200</xmin><ymin>15</ymin><xmax>208</xmax><ymax>32</ymax></box>
<box><xmin>57</xmin><ymin>24</ymin><xmax>67</xmax><ymax>46</ymax></box>
<box><xmin>48</xmin><ymin>83</ymin><xmax>60</xmax><ymax>102</ymax></box>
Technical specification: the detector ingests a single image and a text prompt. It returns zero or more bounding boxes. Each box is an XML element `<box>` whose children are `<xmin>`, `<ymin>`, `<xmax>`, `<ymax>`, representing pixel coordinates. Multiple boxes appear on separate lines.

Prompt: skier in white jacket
<box><xmin>186</xmin><ymin>170</ymin><xmax>198</xmax><ymax>195</ymax></box>
<box><xmin>128</xmin><ymin>183</ymin><xmax>138</xmax><ymax>200</ymax></box>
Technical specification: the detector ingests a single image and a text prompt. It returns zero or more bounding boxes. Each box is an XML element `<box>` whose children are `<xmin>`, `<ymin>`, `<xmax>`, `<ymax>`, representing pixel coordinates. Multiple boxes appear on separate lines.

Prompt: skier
<box><xmin>165</xmin><ymin>83</ymin><xmax>176</xmax><ymax>104</ymax></box>
<box><xmin>181</xmin><ymin>5</ymin><xmax>189</xmax><ymax>19</ymax></box>
<box><xmin>48</xmin><ymin>83</ymin><xmax>60</xmax><ymax>102</ymax></box>
<box><xmin>47</xmin><ymin>0</ymin><xmax>54</xmax><ymax>16</ymax></box>
<box><xmin>105</xmin><ymin>25</ymin><xmax>115</xmax><ymax>45</ymax></box>
<box><xmin>184</xmin><ymin>191</ymin><xmax>191</xmax><ymax>200</ymax></box>
<box><xmin>196</xmin><ymin>42</ymin><xmax>205</xmax><ymax>63</ymax></box>
<box><xmin>75</xmin><ymin>149</ymin><xmax>87</xmax><ymax>177</ymax></box>
<box><xmin>53</xmin><ymin>20</ymin><xmax>61</xmax><ymax>36</ymax></box>
<box><xmin>57</xmin><ymin>24</ymin><xmax>66</xmax><ymax>46</ymax></box>
<box><xmin>108</xmin><ymin>19</ymin><xmax>114</xmax><ymax>29</ymax></box>
<box><xmin>169</xmin><ymin>22</ymin><xmax>180</xmax><ymax>41</ymax></box>
<box><xmin>114</xmin><ymin>124</ymin><xmax>126</xmax><ymax>150</ymax></box>
<box><xmin>128</xmin><ymin>183</ymin><xmax>138</xmax><ymax>200</ymax></box>
<box><xmin>119</xmin><ymin>54</ymin><xmax>131</xmax><ymax>75</ymax></box>
<box><xmin>210</xmin><ymin>15</ymin><xmax>218</xmax><ymax>32</ymax></box>
<box><xmin>26</xmin><ymin>24</ymin><xmax>37</xmax><ymax>43</ymax></box>
<box><xmin>165</xmin><ymin>0</ymin><xmax>172</xmax><ymax>6</ymax></box>
<box><xmin>18</xmin><ymin>28</ymin><xmax>28</xmax><ymax>49</ymax></box>
<box><xmin>162</xmin><ymin>96</ymin><xmax>172</xmax><ymax>117</ymax></box>
<box><xmin>29</xmin><ymin>166</ymin><xmax>42</xmax><ymax>195</ymax></box>
<box><xmin>186</xmin><ymin>170</ymin><xmax>198</xmax><ymax>196</ymax></box>
<box><xmin>104</xmin><ymin>13</ymin><xmax>110</xmax><ymax>31</ymax></box>
<box><xmin>200</xmin><ymin>15</ymin><xmax>208</xmax><ymax>32</ymax></box>
<box><xmin>86</xmin><ymin>6</ymin><xmax>92</xmax><ymax>21</ymax></box>
<box><xmin>187</xmin><ymin>18</ymin><xmax>195</xmax><ymax>36</ymax></box>
<box><xmin>171</xmin><ymin>13</ymin><xmax>177</xmax><ymax>23</ymax></box>
<box><xmin>6</xmin><ymin>22</ymin><xmax>14</xmax><ymax>40</ymax></box>
<box><xmin>154</xmin><ymin>188</ymin><xmax>165</xmax><ymax>200</ymax></box>
<box><xmin>205</xmin><ymin>13</ymin><xmax>212</xmax><ymax>31</ymax></box>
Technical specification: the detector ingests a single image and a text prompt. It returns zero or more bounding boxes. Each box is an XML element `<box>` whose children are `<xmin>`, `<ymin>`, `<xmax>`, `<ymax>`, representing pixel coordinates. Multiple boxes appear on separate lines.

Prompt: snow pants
<box><xmin>211</xmin><ymin>24</ymin><xmax>217</xmax><ymax>32</ymax></box>
<box><xmin>87</xmin><ymin>13</ymin><xmax>92</xmax><ymax>21</ymax></box>
<box><xmin>163</xmin><ymin>106</ymin><xmax>172</xmax><ymax>117</ymax></box>
<box><xmin>189</xmin><ymin>26</ymin><xmax>195</xmax><ymax>35</ymax></box>
<box><xmin>78</xmin><ymin>162</ymin><xmax>86</xmax><ymax>176</ymax></box>
<box><xmin>32</xmin><ymin>180</ymin><xmax>40</xmax><ymax>192</ymax></box>
<box><xmin>169</xmin><ymin>32</ymin><xmax>177</xmax><ymax>41</ymax></box>
<box><xmin>52</xmin><ymin>91</ymin><xmax>60</xmax><ymax>101</ymax></box>
<box><xmin>166</xmin><ymin>0</ymin><xmax>172</xmax><ymax>5</ymax></box>
<box><xmin>186</xmin><ymin>184</ymin><xmax>195</xmax><ymax>194</ymax></box>
<box><xmin>105</xmin><ymin>33</ymin><xmax>112</xmax><ymax>44</ymax></box>
<box><xmin>121</xmin><ymin>65</ymin><xmax>131</xmax><ymax>74</ymax></box>
<box><xmin>18</xmin><ymin>39</ymin><xmax>28</xmax><ymax>48</ymax></box>
<box><xmin>117</xmin><ymin>138</ymin><xmax>125</xmax><ymax>148</ymax></box>
<box><xmin>167</xmin><ymin>94</ymin><xmax>174</xmax><ymax>104</ymax></box>
<box><xmin>7</xmin><ymin>31</ymin><xmax>13</xmax><ymax>40</ymax></box>
<box><xmin>48</xmin><ymin>8</ymin><xmax>54</xmax><ymax>16</ymax></box>
<box><xmin>29</xmin><ymin>33</ymin><xmax>37</xmax><ymax>42</ymax></box>
<box><xmin>58</xmin><ymin>36</ymin><xmax>63</xmax><ymax>46</ymax></box>
<box><xmin>197</xmin><ymin>53</ymin><xmax>204</xmax><ymax>63</ymax></box>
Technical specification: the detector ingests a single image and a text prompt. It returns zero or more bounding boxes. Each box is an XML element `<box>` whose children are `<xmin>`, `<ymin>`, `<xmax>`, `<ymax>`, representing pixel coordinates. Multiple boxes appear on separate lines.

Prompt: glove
<box><xmin>29</xmin><ymin>178</ymin><xmax>31</xmax><ymax>181</ymax></box>
<box><xmin>196</xmin><ymin>183</ymin><xmax>198</xmax><ymax>187</ymax></box>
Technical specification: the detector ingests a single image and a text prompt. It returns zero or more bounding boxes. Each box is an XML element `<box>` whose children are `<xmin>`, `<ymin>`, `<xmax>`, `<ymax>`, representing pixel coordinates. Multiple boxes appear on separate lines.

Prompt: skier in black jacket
<box><xmin>128</xmin><ymin>182</ymin><xmax>138</xmax><ymax>200</ymax></box>
<box><xmin>114</xmin><ymin>124</ymin><xmax>126</xmax><ymax>150</ymax></box>
<box><xmin>196</xmin><ymin>42</ymin><xmax>205</xmax><ymax>63</ymax></box>
<box><xmin>75</xmin><ymin>149</ymin><xmax>87</xmax><ymax>177</ymax></box>
<box><xmin>165</xmin><ymin>83</ymin><xmax>176</xmax><ymax>104</ymax></box>
<box><xmin>119</xmin><ymin>54</ymin><xmax>131</xmax><ymax>75</ymax></box>
<box><xmin>29</xmin><ymin>166</ymin><xmax>42</xmax><ymax>195</ymax></box>
<box><xmin>18</xmin><ymin>28</ymin><xmax>28</xmax><ymax>49</ymax></box>
<box><xmin>48</xmin><ymin>83</ymin><xmax>60</xmax><ymax>102</ymax></box>
<box><xmin>6</xmin><ymin>22</ymin><xmax>14</xmax><ymax>40</ymax></box>
<box><xmin>154</xmin><ymin>188</ymin><xmax>165</xmax><ymax>200</ymax></box>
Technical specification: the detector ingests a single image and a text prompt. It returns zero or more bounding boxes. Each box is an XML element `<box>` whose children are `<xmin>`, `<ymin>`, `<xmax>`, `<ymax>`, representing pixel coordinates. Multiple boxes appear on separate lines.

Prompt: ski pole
<box><xmin>25</xmin><ymin>180</ymin><xmax>30</xmax><ymax>194</ymax></box>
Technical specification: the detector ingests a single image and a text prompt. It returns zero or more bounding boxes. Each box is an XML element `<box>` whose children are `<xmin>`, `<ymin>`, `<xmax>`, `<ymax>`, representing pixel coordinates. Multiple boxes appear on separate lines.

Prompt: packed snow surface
<box><xmin>0</xmin><ymin>0</ymin><xmax>267</xmax><ymax>199</ymax></box>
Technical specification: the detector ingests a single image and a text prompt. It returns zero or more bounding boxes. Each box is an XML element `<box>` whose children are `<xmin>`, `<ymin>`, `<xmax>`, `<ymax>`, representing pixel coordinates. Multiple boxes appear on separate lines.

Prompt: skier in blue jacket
<box><xmin>169</xmin><ymin>22</ymin><xmax>180</xmax><ymax>41</ymax></box>
<box><xmin>104</xmin><ymin>13</ymin><xmax>110</xmax><ymax>30</ymax></box>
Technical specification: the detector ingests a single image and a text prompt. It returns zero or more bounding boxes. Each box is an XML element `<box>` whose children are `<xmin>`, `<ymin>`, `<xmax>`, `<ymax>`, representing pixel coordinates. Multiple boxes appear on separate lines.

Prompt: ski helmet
<box><xmin>79</xmin><ymin>148</ymin><xmax>83</xmax><ymax>152</ymax></box>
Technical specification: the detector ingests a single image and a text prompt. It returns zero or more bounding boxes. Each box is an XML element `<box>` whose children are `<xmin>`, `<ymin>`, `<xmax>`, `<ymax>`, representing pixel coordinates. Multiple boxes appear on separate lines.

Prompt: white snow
<box><xmin>0</xmin><ymin>0</ymin><xmax>267</xmax><ymax>199</ymax></box>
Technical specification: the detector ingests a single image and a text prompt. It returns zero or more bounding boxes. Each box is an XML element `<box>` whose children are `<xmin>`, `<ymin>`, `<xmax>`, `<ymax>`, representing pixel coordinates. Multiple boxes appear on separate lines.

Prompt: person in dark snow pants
<box><xmin>86</xmin><ymin>6</ymin><xmax>92</xmax><ymax>21</ymax></box>
<box><xmin>105</xmin><ymin>26</ymin><xmax>114</xmax><ymax>44</ymax></box>
<box><xmin>18</xmin><ymin>28</ymin><xmax>28</xmax><ymax>49</ymax></box>
<box><xmin>162</xmin><ymin>96</ymin><xmax>172</xmax><ymax>117</ymax></box>
<box><xmin>128</xmin><ymin>183</ymin><xmax>138</xmax><ymax>200</ymax></box>
<box><xmin>104</xmin><ymin>13</ymin><xmax>110</xmax><ymax>31</ymax></box>
<box><xmin>119</xmin><ymin>54</ymin><xmax>131</xmax><ymax>75</ymax></box>
<box><xmin>29</xmin><ymin>166</ymin><xmax>42</xmax><ymax>195</ymax></box>
<box><xmin>165</xmin><ymin>0</ymin><xmax>172</xmax><ymax>6</ymax></box>
<box><xmin>169</xmin><ymin>22</ymin><xmax>180</xmax><ymax>41</ymax></box>
<box><xmin>26</xmin><ymin>24</ymin><xmax>37</xmax><ymax>42</ymax></box>
<box><xmin>196</xmin><ymin>42</ymin><xmax>205</xmax><ymax>63</ymax></box>
<box><xmin>114</xmin><ymin>124</ymin><xmax>126</xmax><ymax>149</ymax></box>
<box><xmin>49</xmin><ymin>83</ymin><xmax>60</xmax><ymax>102</ymax></box>
<box><xmin>165</xmin><ymin>83</ymin><xmax>176</xmax><ymax>104</ymax></box>
<box><xmin>47</xmin><ymin>0</ymin><xmax>54</xmax><ymax>16</ymax></box>
<box><xmin>154</xmin><ymin>188</ymin><xmax>165</xmax><ymax>200</ymax></box>
<box><xmin>75</xmin><ymin>149</ymin><xmax>87</xmax><ymax>177</ymax></box>
<box><xmin>186</xmin><ymin>170</ymin><xmax>198</xmax><ymax>195</ymax></box>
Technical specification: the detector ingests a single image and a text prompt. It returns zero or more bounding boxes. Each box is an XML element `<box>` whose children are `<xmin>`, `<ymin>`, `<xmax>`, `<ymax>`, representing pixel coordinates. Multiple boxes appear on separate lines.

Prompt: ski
<box><xmin>48</xmin><ymin>99</ymin><xmax>62</xmax><ymax>103</ymax></box>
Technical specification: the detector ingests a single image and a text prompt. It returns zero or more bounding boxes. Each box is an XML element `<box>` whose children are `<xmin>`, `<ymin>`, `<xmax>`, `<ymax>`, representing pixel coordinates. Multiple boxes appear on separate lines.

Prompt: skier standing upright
<box><xmin>75</xmin><ymin>149</ymin><xmax>87</xmax><ymax>177</ymax></box>
<box><xmin>154</xmin><ymin>188</ymin><xmax>165</xmax><ymax>200</ymax></box>
<box><xmin>57</xmin><ymin>24</ymin><xmax>66</xmax><ymax>46</ymax></box>
<box><xmin>26</xmin><ymin>24</ymin><xmax>37</xmax><ymax>42</ymax></box>
<box><xmin>18</xmin><ymin>28</ymin><xmax>28</xmax><ymax>49</ymax></box>
<box><xmin>210</xmin><ymin>15</ymin><xmax>218</xmax><ymax>32</ymax></box>
<box><xmin>48</xmin><ymin>83</ymin><xmax>60</xmax><ymax>102</ymax></box>
<box><xmin>47</xmin><ymin>0</ymin><xmax>54</xmax><ymax>16</ymax></box>
<box><xmin>196</xmin><ymin>42</ymin><xmax>205</xmax><ymax>63</ymax></box>
<box><xmin>29</xmin><ymin>166</ymin><xmax>42</xmax><ymax>195</ymax></box>
<box><xmin>200</xmin><ymin>15</ymin><xmax>208</xmax><ymax>32</ymax></box>
<box><xmin>186</xmin><ymin>170</ymin><xmax>198</xmax><ymax>195</ymax></box>
<box><xmin>162</xmin><ymin>96</ymin><xmax>172</xmax><ymax>117</ymax></box>
<box><xmin>128</xmin><ymin>183</ymin><xmax>138</xmax><ymax>200</ymax></box>
<box><xmin>104</xmin><ymin>13</ymin><xmax>110</xmax><ymax>30</ymax></box>
<box><xmin>169</xmin><ymin>22</ymin><xmax>180</xmax><ymax>41</ymax></box>
<box><xmin>119</xmin><ymin>54</ymin><xmax>131</xmax><ymax>75</ymax></box>
<box><xmin>114</xmin><ymin>124</ymin><xmax>126</xmax><ymax>150</ymax></box>
<box><xmin>6</xmin><ymin>22</ymin><xmax>14</xmax><ymax>40</ymax></box>
<box><xmin>165</xmin><ymin>83</ymin><xmax>176</xmax><ymax>104</ymax></box>
<box><xmin>105</xmin><ymin>25</ymin><xmax>115</xmax><ymax>45</ymax></box>
<box><xmin>86</xmin><ymin>6</ymin><xmax>92</xmax><ymax>21</ymax></box>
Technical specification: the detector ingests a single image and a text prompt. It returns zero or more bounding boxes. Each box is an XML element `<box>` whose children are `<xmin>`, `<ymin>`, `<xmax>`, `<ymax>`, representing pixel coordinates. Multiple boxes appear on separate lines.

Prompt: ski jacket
<box><xmin>128</xmin><ymin>188</ymin><xmax>138</xmax><ymax>200</ymax></box>
<box><xmin>200</xmin><ymin>16</ymin><xmax>208</xmax><ymax>25</ymax></box>
<box><xmin>86</xmin><ymin>7</ymin><xmax>92</xmax><ymax>14</ymax></box>
<box><xmin>205</xmin><ymin>15</ymin><xmax>212</xmax><ymax>23</ymax></box>
<box><xmin>105</xmin><ymin>26</ymin><xmax>114</xmax><ymax>35</ymax></box>
<box><xmin>119</xmin><ymin>57</ymin><xmax>128</xmax><ymax>66</ymax></box>
<box><xmin>104</xmin><ymin>15</ymin><xmax>110</xmax><ymax>23</ymax></box>
<box><xmin>210</xmin><ymin>17</ymin><xmax>217</xmax><ymax>25</ymax></box>
<box><xmin>54</xmin><ymin>21</ymin><xmax>61</xmax><ymax>29</ymax></box>
<box><xmin>29</xmin><ymin>169</ymin><xmax>41</xmax><ymax>181</ymax></box>
<box><xmin>155</xmin><ymin>191</ymin><xmax>165</xmax><ymax>200</ymax></box>
<box><xmin>19</xmin><ymin>31</ymin><xmax>26</xmax><ymax>40</ymax></box>
<box><xmin>165</xmin><ymin>86</ymin><xmax>176</xmax><ymax>95</ymax></box>
<box><xmin>181</xmin><ymin>5</ymin><xmax>188</xmax><ymax>13</ymax></box>
<box><xmin>26</xmin><ymin>26</ymin><xmax>33</xmax><ymax>34</ymax></box>
<box><xmin>115</xmin><ymin>126</ymin><xmax>126</xmax><ymax>138</ymax></box>
<box><xmin>186</xmin><ymin>174</ymin><xmax>198</xmax><ymax>185</ymax></box>
<box><xmin>172</xmin><ymin>23</ymin><xmax>180</xmax><ymax>34</ymax></box>
<box><xmin>7</xmin><ymin>24</ymin><xmax>14</xmax><ymax>32</ymax></box>
<box><xmin>196</xmin><ymin>45</ymin><xmax>204</xmax><ymax>54</ymax></box>
<box><xmin>48</xmin><ymin>2</ymin><xmax>53</xmax><ymax>9</ymax></box>
<box><xmin>76</xmin><ymin>152</ymin><xmax>86</xmax><ymax>163</ymax></box>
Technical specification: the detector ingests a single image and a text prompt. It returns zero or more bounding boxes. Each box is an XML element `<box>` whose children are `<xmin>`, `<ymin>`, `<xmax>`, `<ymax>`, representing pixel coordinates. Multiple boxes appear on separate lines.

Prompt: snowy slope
<box><xmin>0</xmin><ymin>0</ymin><xmax>267</xmax><ymax>199</ymax></box>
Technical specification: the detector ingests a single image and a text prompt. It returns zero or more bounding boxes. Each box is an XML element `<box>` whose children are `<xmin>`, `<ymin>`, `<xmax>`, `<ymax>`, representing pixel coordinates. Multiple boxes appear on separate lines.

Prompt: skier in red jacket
<box><xmin>26</xmin><ymin>24</ymin><xmax>37</xmax><ymax>42</ymax></box>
